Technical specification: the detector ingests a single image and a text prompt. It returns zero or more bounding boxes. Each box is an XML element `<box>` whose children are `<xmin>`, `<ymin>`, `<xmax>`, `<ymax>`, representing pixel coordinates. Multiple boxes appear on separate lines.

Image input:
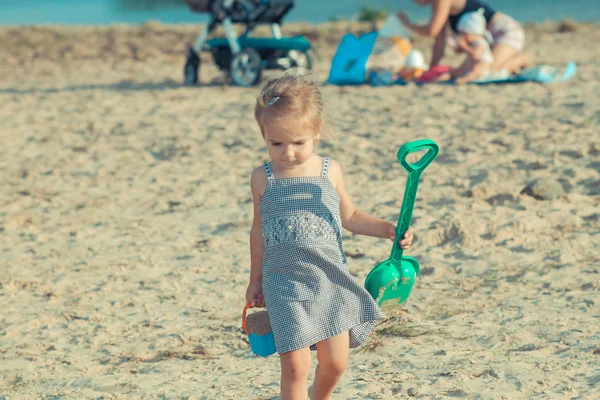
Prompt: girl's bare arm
<box><xmin>398</xmin><ymin>0</ymin><xmax>453</xmax><ymax>37</ymax></box>
<box><xmin>430</xmin><ymin>25</ymin><xmax>447</xmax><ymax>67</ymax></box>
<box><xmin>329</xmin><ymin>159</ymin><xmax>413</xmax><ymax>248</ymax></box>
<box><xmin>249</xmin><ymin>167</ymin><xmax>266</xmax><ymax>284</ymax></box>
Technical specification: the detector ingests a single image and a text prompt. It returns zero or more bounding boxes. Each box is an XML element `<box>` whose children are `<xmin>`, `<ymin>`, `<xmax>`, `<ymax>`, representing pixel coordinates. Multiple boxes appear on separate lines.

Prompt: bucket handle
<box><xmin>242</xmin><ymin>302</ymin><xmax>253</xmax><ymax>335</ymax></box>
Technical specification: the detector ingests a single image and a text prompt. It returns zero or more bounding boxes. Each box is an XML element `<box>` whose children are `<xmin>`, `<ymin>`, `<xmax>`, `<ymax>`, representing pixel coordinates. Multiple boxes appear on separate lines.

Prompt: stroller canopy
<box><xmin>186</xmin><ymin>0</ymin><xmax>295</xmax><ymax>24</ymax></box>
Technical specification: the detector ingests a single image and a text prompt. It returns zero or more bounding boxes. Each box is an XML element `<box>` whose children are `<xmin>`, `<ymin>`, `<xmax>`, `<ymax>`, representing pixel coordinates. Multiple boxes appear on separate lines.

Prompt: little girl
<box><xmin>245</xmin><ymin>75</ymin><xmax>414</xmax><ymax>400</ymax></box>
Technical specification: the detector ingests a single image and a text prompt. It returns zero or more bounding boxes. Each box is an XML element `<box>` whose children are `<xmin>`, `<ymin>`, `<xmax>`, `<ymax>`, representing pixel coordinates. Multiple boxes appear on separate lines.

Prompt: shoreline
<box><xmin>1</xmin><ymin>16</ymin><xmax>599</xmax><ymax>27</ymax></box>
<box><xmin>0</xmin><ymin>20</ymin><xmax>597</xmax><ymax>68</ymax></box>
<box><xmin>1</xmin><ymin>18</ymin><xmax>598</xmax><ymax>29</ymax></box>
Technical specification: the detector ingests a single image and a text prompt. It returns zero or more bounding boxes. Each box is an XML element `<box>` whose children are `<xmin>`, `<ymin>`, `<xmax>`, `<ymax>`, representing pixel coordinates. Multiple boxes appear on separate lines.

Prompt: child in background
<box><xmin>451</xmin><ymin>8</ymin><xmax>501</xmax><ymax>84</ymax></box>
<box><xmin>246</xmin><ymin>74</ymin><xmax>414</xmax><ymax>400</ymax></box>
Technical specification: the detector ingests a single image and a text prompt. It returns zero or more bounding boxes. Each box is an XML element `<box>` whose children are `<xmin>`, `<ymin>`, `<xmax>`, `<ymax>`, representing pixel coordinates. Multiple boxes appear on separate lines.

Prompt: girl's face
<box><xmin>262</xmin><ymin>120</ymin><xmax>319</xmax><ymax>170</ymax></box>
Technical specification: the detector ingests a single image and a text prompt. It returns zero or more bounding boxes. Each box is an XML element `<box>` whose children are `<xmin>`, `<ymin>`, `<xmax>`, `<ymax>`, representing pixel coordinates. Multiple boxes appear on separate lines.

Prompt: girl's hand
<box><xmin>388</xmin><ymin>224</ymin><xmax>414</xmax><ymax>250</ymax></box>
<box><xmin>245</xmin><ymin>282</ymin><xmax>265</xmax><ymax>308</ymax></box>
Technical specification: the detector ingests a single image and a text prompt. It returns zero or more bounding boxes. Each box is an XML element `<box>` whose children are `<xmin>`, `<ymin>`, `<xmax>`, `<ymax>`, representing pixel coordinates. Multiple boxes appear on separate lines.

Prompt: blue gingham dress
<box><xmin>259</xmin><ymin>157</ymin><xmax>383</xmax><ymax>354</ymax></box>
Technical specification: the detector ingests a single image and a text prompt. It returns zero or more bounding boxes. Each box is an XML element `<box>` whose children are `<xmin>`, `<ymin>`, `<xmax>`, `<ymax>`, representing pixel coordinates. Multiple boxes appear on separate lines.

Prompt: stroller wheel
<box><xmin>184</xmin><ymin>48</ymin><xmax>200</xmax><ymax>85</ymax></box>
<box><xmin>230</xmin><ymin>48</ymin><xmax>263</xmax><ymax>87</ymax></box>
<box><xmin>288</xmin><ymin>50</ymin><xmax>313</xmax><ymax>75</ymax></box>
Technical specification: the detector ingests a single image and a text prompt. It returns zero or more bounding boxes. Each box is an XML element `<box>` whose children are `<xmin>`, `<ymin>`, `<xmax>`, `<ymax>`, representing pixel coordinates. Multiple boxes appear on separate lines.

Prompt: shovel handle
<box><xmin>391</xmin><ymin>139</ymin><xmax>439</xmax><ymax>262</ymax></box>
<box><xmin>397</xmin><ymin>139</ymin><xmax>439</xmax><ymax>174</ymax></box>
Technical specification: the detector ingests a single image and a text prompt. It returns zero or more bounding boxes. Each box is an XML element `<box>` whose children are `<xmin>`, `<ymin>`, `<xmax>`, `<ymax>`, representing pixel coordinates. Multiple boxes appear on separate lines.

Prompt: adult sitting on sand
<box><xmin>397</xmin><ymin>0</ymin><xmax>532</xmax><ymax>74</ymax></box>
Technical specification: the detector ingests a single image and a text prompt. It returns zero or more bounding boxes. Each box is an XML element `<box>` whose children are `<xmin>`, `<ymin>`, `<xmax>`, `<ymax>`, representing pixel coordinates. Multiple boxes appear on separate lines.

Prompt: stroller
<box><xmin>183</xmin><ymin>0</ymin><xmax>313</xmax><ymax>87</ymax></box>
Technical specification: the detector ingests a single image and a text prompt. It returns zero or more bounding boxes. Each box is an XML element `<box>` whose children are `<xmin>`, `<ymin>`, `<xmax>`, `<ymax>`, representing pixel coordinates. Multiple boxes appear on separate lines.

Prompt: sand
<box><xmin>245</xmin><ymin>311</ymin><xmax>272</xmax><ymax>336</ymax></box>
<box><xmin>0</xmin><ymin>20</ymin><xmax>599</xmax><ymax>400</ymax></box>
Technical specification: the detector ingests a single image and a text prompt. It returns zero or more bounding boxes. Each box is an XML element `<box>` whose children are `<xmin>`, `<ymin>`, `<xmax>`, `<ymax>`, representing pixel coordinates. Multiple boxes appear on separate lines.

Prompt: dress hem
<box><xmin>275</xmin><ymin>315</ymin><xmax>382</xmax><ymax>355</ymax></box>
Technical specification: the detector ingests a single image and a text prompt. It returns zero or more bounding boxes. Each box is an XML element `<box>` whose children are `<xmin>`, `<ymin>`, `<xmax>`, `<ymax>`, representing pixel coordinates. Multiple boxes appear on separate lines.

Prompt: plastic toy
<box><xmin>242</xmin><ymin>303</ymin><xmax>276</xmax><ymax>357</ymax></box>
<box><xmin>365</xmin><ymin>139</ymin><xmax>439</xmax><ymax>306</ymax></box>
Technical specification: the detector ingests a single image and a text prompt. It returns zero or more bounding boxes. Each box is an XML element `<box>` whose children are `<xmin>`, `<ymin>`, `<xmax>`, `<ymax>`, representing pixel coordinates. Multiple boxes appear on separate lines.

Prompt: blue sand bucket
<box><xmin>242</xmin><ymin>303</ymin><xmax>276</xmax><ymax>357</ymax></box>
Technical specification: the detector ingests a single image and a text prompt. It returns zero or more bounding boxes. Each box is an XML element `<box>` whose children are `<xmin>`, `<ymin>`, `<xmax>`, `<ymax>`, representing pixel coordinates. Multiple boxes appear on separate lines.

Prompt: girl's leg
<box><xmin>310</xmin><ymin>331</ymin><xmax>350</xmax><ymax>400</ymax></box>
<box><xmin>490</xmin><ymin>43</ymin><xmax>519</xmax><ymax>72</ymax></box>
<box><xmin>494</xmin><ymin>51</ymin><xmax>534</xmax><ymax>74</ymax></box>
<box><xmin>280</xmin><ymin>347</ymin><xmax>312</xmax><ymax>400</ymax></box>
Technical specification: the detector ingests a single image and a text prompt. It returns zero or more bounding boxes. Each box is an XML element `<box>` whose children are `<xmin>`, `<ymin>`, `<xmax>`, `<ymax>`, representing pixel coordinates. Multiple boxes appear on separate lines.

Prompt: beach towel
<box><xmin>328</xmin><ymin>31</ymin><xmax>577</xmax><ymax>88</ymax></box>
<box><xmin>470</xmin><ymin>62</ymin><xmax>577</xmax><ymax>84</ymax></box>
<box><xmin>415</xmin><ymin>62</ymin><xmax>577</xmax><ymax>85</ymax></box>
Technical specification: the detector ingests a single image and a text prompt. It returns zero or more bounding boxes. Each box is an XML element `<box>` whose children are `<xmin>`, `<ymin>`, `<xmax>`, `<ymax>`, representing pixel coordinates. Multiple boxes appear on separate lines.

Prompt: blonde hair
<box><xmin>254</xmin><ymin>74</ymin><xmax>327</xmax><ymax>138</ymax></box>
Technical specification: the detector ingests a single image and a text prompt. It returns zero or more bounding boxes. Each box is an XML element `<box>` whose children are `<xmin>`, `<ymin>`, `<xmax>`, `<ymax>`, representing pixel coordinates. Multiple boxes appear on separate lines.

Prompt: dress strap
<box><xmin>321</xmin><ymin>157</ymin><xmax>330</xmax><ymax>177</ymax></box>
<box><xmin>263</xmin><ymin>162</ymin><xmax>275</xmax><ymax>181</ymax></box>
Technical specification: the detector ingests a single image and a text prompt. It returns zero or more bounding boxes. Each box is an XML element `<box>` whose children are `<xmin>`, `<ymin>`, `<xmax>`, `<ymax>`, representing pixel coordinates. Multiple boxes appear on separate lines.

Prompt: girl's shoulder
<box><xmin>250</xmin><ymin>164</ymin><xmax>268</xmax><ymax>197</ymax></box>
<box><xmin>324</xmin><ymin>157</ymin><xmax>343</xmax><ymax>188</ymax></box>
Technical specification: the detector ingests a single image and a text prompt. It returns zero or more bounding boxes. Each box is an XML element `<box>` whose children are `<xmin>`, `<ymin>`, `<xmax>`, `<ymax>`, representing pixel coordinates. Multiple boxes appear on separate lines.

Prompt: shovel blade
<box><xmin>365</xmin><ymin>257</ymin><xmax>420</xmax><ymax>306</ymax></box>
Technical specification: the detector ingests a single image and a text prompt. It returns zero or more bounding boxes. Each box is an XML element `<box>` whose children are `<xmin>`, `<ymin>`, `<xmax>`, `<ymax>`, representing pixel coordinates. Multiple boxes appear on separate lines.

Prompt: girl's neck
<box><xmin>270</xmin><ymin>155</ymin><xmax>323</xmax><ymax>179</ymax></box>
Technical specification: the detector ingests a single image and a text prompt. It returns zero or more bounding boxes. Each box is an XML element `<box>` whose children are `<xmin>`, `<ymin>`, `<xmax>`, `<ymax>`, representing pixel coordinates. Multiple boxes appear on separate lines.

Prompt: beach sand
<box><xmin>0</xmin><ymin>21</ymin><xmax>599</xmax><ymax>399</ymax></box>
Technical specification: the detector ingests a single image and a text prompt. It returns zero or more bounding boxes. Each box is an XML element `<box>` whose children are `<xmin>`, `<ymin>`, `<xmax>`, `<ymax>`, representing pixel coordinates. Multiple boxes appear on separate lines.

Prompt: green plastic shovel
<box><xmin>365</xmin><ymin>139</ymin><xmax>439</xmax><ymax>306</ymax></box>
